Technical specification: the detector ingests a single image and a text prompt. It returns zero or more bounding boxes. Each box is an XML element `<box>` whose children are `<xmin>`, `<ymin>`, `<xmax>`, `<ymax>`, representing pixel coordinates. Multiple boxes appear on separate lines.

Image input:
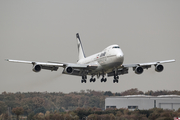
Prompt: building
<box><xmin>105</xmin><ymin>95</ymin><xmax>180</xmax><ymax>110</ymax></box>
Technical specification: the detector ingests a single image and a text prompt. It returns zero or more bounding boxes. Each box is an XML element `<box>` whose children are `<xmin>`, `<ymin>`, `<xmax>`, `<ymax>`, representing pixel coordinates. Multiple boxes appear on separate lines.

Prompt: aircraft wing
<box><xmin>107</xmin><ymin>59</ymin><xmax>175</xmax><ymax>77</ymax></box>
<box><xmin>6</xmin><ymin>59</ymin><xmax>97</xmax><ymax>72</ymax></box>
<box><xmin>123</xmin><ymin>59</ymin><xmax>175</xmax><ymax>68</ymax></box>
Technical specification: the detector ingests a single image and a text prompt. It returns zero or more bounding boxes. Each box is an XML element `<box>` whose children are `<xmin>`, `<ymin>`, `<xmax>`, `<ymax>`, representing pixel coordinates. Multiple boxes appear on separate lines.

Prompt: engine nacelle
<box><xmin>155</xmin><ymin>64</ymin><xmax>164</xmax><ymax>72</ymax></box>
<box><xmin>32</xmin><ymin>64</ymin><xmax>42</xmax><ymax>72</ymax></box>
<box><xmin>135</xmin><ymin>66</ymin><xmax>143</xmax><ymax>74</ymax></box>
<box><xmin>64</xmin><ymin>67</ymin><xmax>73</xmax><ymax>74</ymax></box>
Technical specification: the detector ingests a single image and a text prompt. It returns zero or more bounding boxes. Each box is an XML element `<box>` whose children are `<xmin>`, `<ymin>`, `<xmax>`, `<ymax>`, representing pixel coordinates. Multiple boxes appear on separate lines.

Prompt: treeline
<box><xmin>1</xmin><ymin>107</ymin><xmax>180</xmax><ymax>120</ymax></box>
<box><xmin>0</xmin><ymin>88</ymin><xmax>180</xmax><ymax>119</ymax></box>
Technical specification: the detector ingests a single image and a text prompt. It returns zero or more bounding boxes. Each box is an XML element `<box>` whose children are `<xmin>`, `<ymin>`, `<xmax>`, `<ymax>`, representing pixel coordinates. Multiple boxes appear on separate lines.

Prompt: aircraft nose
<box><xmin>116</xmin><ymin>53</ymin><xmax>124</xmax><ymax>63</ymax></box>
<box><xmin>116</xmin><ymin>54</ymin><xmax>121</xmax><ymax>57</ymax></box>
<box><xmin>116</xmin><ymin>53</ymin><xmax>123</xmax><ymax>58</ymax></box>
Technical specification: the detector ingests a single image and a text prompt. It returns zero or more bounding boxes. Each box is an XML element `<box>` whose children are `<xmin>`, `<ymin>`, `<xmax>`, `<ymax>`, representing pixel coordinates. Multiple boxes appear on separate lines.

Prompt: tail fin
<box><xmin>76</xmin><ymin>33</ymin><xmax>86</xmax><ymax>61</ymax></box>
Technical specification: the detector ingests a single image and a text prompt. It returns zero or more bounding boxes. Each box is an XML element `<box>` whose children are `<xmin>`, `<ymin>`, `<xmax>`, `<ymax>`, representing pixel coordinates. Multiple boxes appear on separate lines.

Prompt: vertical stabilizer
<box><xmin>76</xmin><ymin>33</ymin><xmax>86</xmax><ymax>61</ymax></box>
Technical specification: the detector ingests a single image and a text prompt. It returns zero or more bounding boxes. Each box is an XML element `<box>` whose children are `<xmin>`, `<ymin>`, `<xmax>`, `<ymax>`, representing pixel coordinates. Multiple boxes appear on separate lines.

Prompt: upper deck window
<box><xmin>112</xmin><ymin>46</ymin><xmax>120</xmax><ymax>49</ymax></box>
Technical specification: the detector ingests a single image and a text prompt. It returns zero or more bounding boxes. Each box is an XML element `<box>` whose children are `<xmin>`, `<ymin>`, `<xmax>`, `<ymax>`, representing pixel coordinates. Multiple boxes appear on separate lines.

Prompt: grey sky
<box><xmin>0</xmin><ymin>0</ymin><xmax>179</xmax><ymax>93</ymax></box>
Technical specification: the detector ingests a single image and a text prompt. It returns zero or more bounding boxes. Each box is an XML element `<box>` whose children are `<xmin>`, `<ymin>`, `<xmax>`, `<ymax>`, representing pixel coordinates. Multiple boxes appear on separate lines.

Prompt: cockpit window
<box><xmin>112</xmin><ymin>46</ymin><xmax>120</xmax><ymax>49</ymax></box>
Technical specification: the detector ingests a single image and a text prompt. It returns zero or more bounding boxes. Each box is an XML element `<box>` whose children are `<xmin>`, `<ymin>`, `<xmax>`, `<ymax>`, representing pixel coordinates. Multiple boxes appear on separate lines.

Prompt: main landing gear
<box><xmin>113</xmin><ymin>71</ymin><xmax>119</xmax><ymax>83</ymax></box>
<box><xmin>81</xmin><ymin>76</ymin><xmax>96</xmax><ymax>83</ymax></box>
<box><xmin>81</xmin><ymin>76</ymin><xmax>87</xmax><ymax>83</ymax></box>
<box><xmin>81</xmin><ymin>75</ymin><xmax>107</xmax><ymax>83</ymax></box>
<box><xmin>101</xmin><ymin>75</ymin><xmax>107</xmax><ymax>82</ymax></box>
<box><xmin>81</xmin><ymin>73</ymin><xmax>118</xmax><ymax>83</ymax></box>
<box><xmin>90</xmin><ymin>78</ymin><xmax>96</xmax><ymax>82</ymax></box>
<box><xmin>113</xmin><ymin>76</ymin><xmax>119</xmax><ymax>83</ymax></box>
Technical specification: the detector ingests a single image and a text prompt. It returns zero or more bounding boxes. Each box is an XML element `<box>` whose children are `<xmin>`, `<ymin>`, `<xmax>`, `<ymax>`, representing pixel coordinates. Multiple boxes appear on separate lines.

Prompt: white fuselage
<box><xmin>77</xmin><ymin>44</ymin><xmax>124</xmax><ymax>75</ymax></box>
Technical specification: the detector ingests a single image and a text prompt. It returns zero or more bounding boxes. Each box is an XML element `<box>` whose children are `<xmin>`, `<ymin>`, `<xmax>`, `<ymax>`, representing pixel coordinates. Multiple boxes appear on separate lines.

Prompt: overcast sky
<box><xmin>0</xmin><ymin>0</ymin><xmax>179</xmax><ymax>93</ymax></box>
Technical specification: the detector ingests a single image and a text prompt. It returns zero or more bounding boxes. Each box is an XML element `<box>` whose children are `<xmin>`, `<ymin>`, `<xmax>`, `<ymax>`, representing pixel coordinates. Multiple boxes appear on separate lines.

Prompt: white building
<box><xmin>105</xmin><ymin>95</ymin><xmax>180</xmax><ymax>110</ymax></box>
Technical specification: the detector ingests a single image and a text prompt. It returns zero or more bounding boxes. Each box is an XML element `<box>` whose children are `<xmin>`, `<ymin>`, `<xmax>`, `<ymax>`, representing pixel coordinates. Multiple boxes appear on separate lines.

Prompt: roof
<box><xmin>106</xmin><ymin>95</ymin><xmax>180</xmax><ymax>99</ymax></box>
<box><xmin>125</xmin><ymin>95</ymin><xmax>152</xmax><ymax>97</ymax></box>
<box><xmin>157</xmin><ymin>95</ymin><xmax>180</xmax><ymax>97</ymax></box>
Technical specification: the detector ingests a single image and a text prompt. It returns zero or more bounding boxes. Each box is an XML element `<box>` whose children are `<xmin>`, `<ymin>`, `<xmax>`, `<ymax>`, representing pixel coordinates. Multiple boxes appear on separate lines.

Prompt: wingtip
<box><xmin>5</xmin><ymin>59</ymin><xmax>9</xmax><ymax>61</ymax></box>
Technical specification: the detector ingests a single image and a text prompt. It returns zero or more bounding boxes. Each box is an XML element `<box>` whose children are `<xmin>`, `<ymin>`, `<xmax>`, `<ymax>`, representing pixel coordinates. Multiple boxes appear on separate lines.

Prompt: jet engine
<box><xmin>155</xmin><ymin>64</ymin><xmax>164</xmax><ymax>72</ymax></box>
<box><xmin>64</xmin><ymin>67</ymin><xmax>73</xmax><ymax>74</ymax></box>
<box><xmin>33</xmin><ymin>64</ymin><xmax>42</xmax><ymax>72</ymax></box>
<box><xmin>135</xmin><ymin>66</ymin><xmax>143</xmax><ymax>74</ymax></box>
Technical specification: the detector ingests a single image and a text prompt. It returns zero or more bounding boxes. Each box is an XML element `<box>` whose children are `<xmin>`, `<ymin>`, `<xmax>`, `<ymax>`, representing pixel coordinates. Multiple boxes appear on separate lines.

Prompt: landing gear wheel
<box><xmin>81</xmin><ymin>75</ymin><xmax>87</xmax><ymax>83</ymax></box>
<box><xmin>113</xmin><ymin>79</ymin><xmax>118</xmax><ymax>83</ymax></box>
<box><xmin>101</xmin><ymin>77</ymin><xmax>107</xmax><ymax>83</ymax></box>
<box><xmin>93</xmin><ymin>78</ymin><xmax>96</xmax><ymax>82</ymax></box>
<box><xmin>104</xmin><ymin>78</ymin><xmax>107</xmax><ymax>82</ymax></box>
<box><xmin>90</xmin><ymin>78</ymin><xmax>96</xmax><ymax>82</ymax></box>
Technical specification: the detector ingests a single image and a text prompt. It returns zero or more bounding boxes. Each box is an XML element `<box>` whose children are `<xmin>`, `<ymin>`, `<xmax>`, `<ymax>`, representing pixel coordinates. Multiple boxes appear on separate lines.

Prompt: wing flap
<box><xmin>41</xmin><ymin>66</ymin><xmax>59</xmax><ymax>71</ymax></box>
<box><xmin>107</xmin><ymin>68</ymin><xmax>129</xmax><ymax>77</ymax></box>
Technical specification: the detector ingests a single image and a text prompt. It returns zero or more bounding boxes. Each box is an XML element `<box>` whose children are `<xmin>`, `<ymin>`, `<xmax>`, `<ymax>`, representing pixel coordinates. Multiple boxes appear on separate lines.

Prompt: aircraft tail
<box><xmin>76</xmin><ymin>33</ymin><xmax>86</xmax><ymax>61</ymax></box>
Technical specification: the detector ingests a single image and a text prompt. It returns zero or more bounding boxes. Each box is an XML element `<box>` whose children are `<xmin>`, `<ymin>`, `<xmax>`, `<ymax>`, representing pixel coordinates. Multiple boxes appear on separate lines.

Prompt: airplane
<box><xmin>6</xmin><ymin>33</ymin><xmax>175</xmax><ymax>83</ymax></box>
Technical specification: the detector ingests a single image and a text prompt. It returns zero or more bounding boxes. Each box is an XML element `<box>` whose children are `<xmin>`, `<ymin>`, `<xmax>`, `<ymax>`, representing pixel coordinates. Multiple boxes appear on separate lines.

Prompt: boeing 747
<box><xmin>6</xmin><ymin>33</ymin><xmax>175</xmax><ymax>83</ymax></box>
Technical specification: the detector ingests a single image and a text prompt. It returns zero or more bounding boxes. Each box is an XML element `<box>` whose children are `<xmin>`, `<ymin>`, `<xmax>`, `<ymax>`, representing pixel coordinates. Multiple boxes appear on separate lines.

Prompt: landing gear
<box><xmin>101</xmin><ymin>74</ymin><xmax>107</xmax><ymax>82</ymax></box>
<box><xmin>90</xmin><ymin>78</ymin><xmax>96</xmax><ymax>82</ymax></box>
<box><xmin>113</xmin><ymin>71</ymin><xmax>119</xmax><ymax>83</ymax></box>
<box><xmin>113</xmin><ymin>79</ymin><xmax>118</xmax><ymax>83</ymax></box>
<box><xmin>81</xmin><ymin>76</ymin><xmax>87</xmax><ymax>83</ymax></box>
<box><xmin>81</xmin><ymin>79</ymin><xmax>86</xmax><ymax>83</ymax></box>
<box><xmin>101</xmin><ymin>78</ymin><xmax>107</xmax><ymax>82</ymax></box>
